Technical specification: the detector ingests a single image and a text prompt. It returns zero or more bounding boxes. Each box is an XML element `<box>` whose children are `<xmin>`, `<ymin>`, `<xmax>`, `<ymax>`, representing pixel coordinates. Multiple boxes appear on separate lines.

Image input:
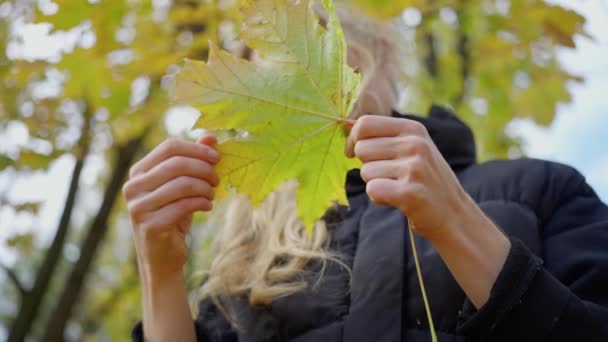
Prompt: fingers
<box><xmin>138</xmin><ymin>197</ymin><xmax>212</xmax><ymax>236</ymax></box>
<box><xmin>124</xmin><ymin>156</ymin><xmax>219</xmax><ymax>197</ymax></box>
<box><xmin>360</xmin><ymin>159</ymin><xmax>402</xmax><ymax>182</ymax></box>
<box><xmin>129</xmin><ymin>176</ymin><xmax>214</xmax><ymax>217</ymax></box>
<box><xmin>197</xmin><ymin>134</ymin><xmax>217</xmax><ymax>146</ymax></box>
<box><xmin>130</xmin><ymin>137</ymin><xmax>219</xmax><ymax>178</ymax></box>
<box><xmin>360</xmin><ymin>156</ymin><xmax>424</xmax><ymax>182</ymax></box>
<box><xmin>354</xmin><ymin>137</ymin><xmax>401</xmax><ymax>162</ymax></box>
<box><xmin>366</xmin><ymin>178</ymin><xmax>424</xmax><ymax>211</ymax></box>
<box><xmin>346</xmin><ymin>115</ymin><xmax>427</xmax><ymax>158</ymax></box>
<box><xmin>353</xmin><ymin>135</ymin><xmax>430</xmax><ymax>165</ymax></box>
<box><xmin>124</xmin><ymin>135</ymin><xmax>220</xmax><ymax>234</ymax></box>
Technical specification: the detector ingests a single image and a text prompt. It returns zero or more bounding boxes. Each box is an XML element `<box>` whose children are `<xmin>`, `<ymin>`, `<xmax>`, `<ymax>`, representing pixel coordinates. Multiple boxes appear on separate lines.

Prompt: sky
<box><xmin>0</xmin><ymin>0</ymin><xmax>607</xmax><ymax>268</ymax></box>
<box><xmin>0</xmin><ymin>1</ymin><xmax>606</xmax><ymax>338</ymax></box>
<box><xmin>508</xmin><ymin>0</ymin><xmax>608</xmax><ymax>202</ymax></box>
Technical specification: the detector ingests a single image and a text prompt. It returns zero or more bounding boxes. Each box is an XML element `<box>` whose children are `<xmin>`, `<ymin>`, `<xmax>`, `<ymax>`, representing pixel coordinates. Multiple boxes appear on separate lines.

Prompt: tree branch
<box><xmin>8</xmin><ymin>101</ymin><xmax>93</xmax><ymax>342</ymax></box>
<box><xmin>41</xmin><ymin>127</ymin><xmax>149</xmax><ymax>342</ymax></box>
<box><xmin>0</xmin><ymin>263</ymin><xmax>26</xmax><ymax>299</ymax></box>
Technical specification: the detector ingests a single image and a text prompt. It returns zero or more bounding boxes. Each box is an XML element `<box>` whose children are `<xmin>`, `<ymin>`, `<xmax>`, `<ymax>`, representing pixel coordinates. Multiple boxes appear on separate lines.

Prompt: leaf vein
<box><xmin>178</xmin><ymin>78</ymin><xmax>341</xmax><ymax>122</ymax></box>
<box><xmin>220</xmin><ymin>121</ymin><xmax>337</xmax><ymax>178</ymax></box>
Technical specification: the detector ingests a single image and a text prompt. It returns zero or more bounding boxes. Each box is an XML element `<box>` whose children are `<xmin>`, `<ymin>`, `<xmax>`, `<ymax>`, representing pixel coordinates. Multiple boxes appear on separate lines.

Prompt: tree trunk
<box><xmin>422</xmin><ymin>1</ymin><xmax>439</xmax><ymax>82</ymax></box>
<box><xmin>454</xmin><ymin>3</ymin><xmax>471</xmax><ymax>105</ymax></box>
<box><xmin>7</xmin><ymin>110</ymin><xmax>92</xmax><ymax>342</ymax></box>
<box><xmin>424</xmin><ymin>31</ymin><xmax>439</xmax><ymax>80</ymax></box>
<box><xmin>41</xmin><ymin>131</ymin><xmax>146</xmax><ymax>342</ymax></box>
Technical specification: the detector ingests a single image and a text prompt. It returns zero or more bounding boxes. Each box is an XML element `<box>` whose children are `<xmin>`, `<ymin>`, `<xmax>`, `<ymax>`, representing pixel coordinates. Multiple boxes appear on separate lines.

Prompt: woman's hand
<box><xmin>345</xmin><ymin>115</ymin><xmax>510</xmax><ymax>308</ymax></box>
<box><xmin>345</xmin><ymin>115</ymin><xmax>469</xmax><ymax>242</ymax></box>
<box><xmin>123</xmin><ymin>136</ymin><xmax>218</xmax><ymax>342</ymax></box>
<box><xmin>123</xmin><ymin>135</ymin><xmax>220</xmax><ymax>279</ymax></box>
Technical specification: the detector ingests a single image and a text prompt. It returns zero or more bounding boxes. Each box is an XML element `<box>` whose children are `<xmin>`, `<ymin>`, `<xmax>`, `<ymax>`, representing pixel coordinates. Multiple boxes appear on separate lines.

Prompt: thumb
<box><xmin>196</xmin><ymin>134</ymin><xmax>220</xmax><ymax>164</ymax></box>
<box><xmin>197</xmin><ymin>134</ymin><xmax>217</xmax><ymax>147</ymax></box>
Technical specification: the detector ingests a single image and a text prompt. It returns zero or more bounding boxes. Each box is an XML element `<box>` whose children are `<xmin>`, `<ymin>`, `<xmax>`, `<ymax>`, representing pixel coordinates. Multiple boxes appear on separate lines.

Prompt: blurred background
<box><xmin>0</xmin><ymin>0</ymin><xmax>606</xmax><ymax>340</ymax></box>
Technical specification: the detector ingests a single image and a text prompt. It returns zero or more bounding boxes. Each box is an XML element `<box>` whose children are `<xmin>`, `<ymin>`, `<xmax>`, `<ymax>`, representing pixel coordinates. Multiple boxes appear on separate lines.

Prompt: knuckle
<box><xmin>395</xmin><ymin>183</ymin><xmax>409</xmax><ymax>198</ymax></box>
<box><xmin>397</xmin><ymin>119</ymin><xmax>411</xmax><ymax>132</ymax></box>
<box><xmin>358</xmin><ymin>115</ymin><xmax>374</xmax><ymax>129</ymax></box>
<box><xmin>137</xmin><ymin>221</ymin><xmax>157</xmax><ymax>237</ymax></box>
<box><xmin>122</xmin><ymin>180</ymin><xmax>135</xmax><ymax>199</ymax></box>
<box><xmin>396</xmin><ymin>190</ymin><xmax>413</xmax><ymax>209</ymax></box>
<box><xmin>410</xmin><ymin>154</ymin><xmax>425</xmax><ymax>170</ymax></box>
<box><xmin>128</xmin><ymin>163</ymin><xmax>141</xmax><ymax>178</ymax></box>
<box><xmin>127</xmin><ymin>200</ymin><xmax>145</xmax><ymax>220</ymax></box>
<box><xmin>409</xmin><ymin>121</ymin><xmax>427</xmax><ymax>136</ymax></box>
<box><xmin>411</xmin><ymin>137</ymin><xmax>431</xmax><ymax>155</ymax></box>
<box><xmin>163</xmin><ymin>138</ymin><xmax>181</xmax><ymax>155</ymax></box>
<box><xmin>136</xmin><ymin>220</ymin><xmax>150</xmax><ymax>232</ymax></box>
<box><xmin>408</xmin><ymin>160</ymin><xmax>425</xmax><ymax>181</ymax></box>
<box><xmin>399</xmin><ymin>183</ymin><xmax>424</xmax><ymax>206</ymax></box>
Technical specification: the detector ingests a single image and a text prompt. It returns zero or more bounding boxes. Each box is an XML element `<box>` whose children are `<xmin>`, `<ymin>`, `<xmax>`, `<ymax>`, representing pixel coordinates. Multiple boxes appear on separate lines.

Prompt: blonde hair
<box><xmin>198</xmin><ymin>1</ymin><xmax>404</xmax><ymax>322</ymax></box>
<box><xmin>199</xmin><ymin>181</ymin><xmax>347</xmax><ymax>320</ymax></box>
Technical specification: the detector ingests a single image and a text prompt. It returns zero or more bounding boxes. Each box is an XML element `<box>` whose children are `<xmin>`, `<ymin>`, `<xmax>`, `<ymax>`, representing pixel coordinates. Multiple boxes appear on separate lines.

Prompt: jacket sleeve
<box><xmin>457</xmin><ymin>167</ymin><xmax>608</xmax><ymax>341</ymax></box>
<box><xmin>131</xmin><ymin>297</ymin><xmax>238</xmax><ymax>342</ymax></box>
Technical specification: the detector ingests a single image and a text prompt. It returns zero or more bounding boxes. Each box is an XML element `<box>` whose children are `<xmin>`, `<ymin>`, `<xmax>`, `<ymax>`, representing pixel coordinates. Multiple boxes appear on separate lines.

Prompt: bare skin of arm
<box><xmin>430</xmin><ymin>195</ymin><xmax>510</xmax><ymax>308</ymax></box>
<box><xmin>123</xmin><ymin>136</ymin><xmax>221</xmax><ymax>341</ymax></box>
<box><xmin>346</xmin><ymin>115</ymin><xmax>509</xmax><ymax>308</ymax></box>
<box><xmin>139</xmin><ymin>269</ymin><xmax>195</xmax><ymax>341</ymax></box>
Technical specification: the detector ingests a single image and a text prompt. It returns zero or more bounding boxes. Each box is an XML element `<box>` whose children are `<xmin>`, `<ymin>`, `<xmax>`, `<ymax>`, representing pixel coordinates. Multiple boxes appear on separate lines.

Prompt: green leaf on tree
<box><xmin>171</xmin><ymin>0</ymin><xmax>361</xmax><ymax>231</ymax></box>
<box><xmin>6</xmin><ymin>232</ymin><xmax>35</xmax><ymax>255</ymax></box>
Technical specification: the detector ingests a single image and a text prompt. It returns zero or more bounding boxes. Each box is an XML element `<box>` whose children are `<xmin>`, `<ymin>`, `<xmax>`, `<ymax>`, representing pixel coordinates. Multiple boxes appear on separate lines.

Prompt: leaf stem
<box><xmin>408</xmin><ymin>219</ymin><xmax>437</xmax><ymax>342</ymax></box>
<box><xmin>342</xmin><ymin>118</ymin><xmax>356</xmax><ymax>127</ymax></box>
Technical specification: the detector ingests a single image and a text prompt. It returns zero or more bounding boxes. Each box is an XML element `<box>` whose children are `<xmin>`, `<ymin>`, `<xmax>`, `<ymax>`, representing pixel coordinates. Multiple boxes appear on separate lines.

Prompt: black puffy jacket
<box><xmin>133</xmin><ymin>106</ymin><xmax>608</xmax><ymax>341</ymax></box>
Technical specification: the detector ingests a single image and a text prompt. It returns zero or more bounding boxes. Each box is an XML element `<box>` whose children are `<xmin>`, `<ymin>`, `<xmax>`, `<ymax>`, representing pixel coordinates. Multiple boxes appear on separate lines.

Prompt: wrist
<box><xmin>138</xmin><ymin>257</ymin><xmax>185</xmax><ymax>293</ymax></box>
<box><xmin>433</xmin><ymin>194</ymin><xmax>510</xmax><ymax>255</ymax></box>
<box><xmin>144</xmin><ymin>270</ymin><xmax>185</xmax><ymax>293</ymax></box>
<box><xmin>427</xmin><ymin>191</ymin><xmax>481</xmax><ymax>245</ymax></box>
<box><xmin>429</xmin><ymin>194</ymin><xmax>511</xmax><ymax>308</ymax></box>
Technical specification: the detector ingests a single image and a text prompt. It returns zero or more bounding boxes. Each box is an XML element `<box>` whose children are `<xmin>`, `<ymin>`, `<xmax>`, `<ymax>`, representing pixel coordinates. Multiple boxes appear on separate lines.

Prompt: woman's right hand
<box><xmin>123</xmin><ymin>135</ymin><xmax>220</xmax><ymax>279</ymax></box>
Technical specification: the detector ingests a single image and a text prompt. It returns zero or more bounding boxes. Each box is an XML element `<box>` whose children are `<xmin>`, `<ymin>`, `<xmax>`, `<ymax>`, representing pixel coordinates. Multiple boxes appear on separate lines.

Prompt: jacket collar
<box><xmin>346</xmin><ymin>105</ymin><xmax>477</xmax><ymax>198</ymax></box>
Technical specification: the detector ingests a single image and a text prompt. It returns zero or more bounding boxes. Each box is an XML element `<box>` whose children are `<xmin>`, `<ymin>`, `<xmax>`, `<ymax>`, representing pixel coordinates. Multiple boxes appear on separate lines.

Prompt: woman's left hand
<box><xmin>345</xmin><ymin>115</ymin><xmax>471</xmax><ymax>242</ymax></box>
<box><xmin>346</xmin><ymin>115</ymin><xmax>512</xmax><ymax>308</ymax></box>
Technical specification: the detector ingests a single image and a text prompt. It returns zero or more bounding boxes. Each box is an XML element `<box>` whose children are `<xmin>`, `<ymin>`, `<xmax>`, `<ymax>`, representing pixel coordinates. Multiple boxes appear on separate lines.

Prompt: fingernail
<box><xmin>344</xmin><ymin>145</ymin><xmax>353</xmax><ymax>158</ymax></box>
<box><xmin>208</xmin><ymin>148</ymin><xmax>220</xmax><ymax>163</ymax></box>
<box><xmin>344</xmin><ymin>137</ymin><xmax>353</xmax><ymax>158</ymax></box>
<box><xmin>212</xmin><ymin>174</ymin><xmax>220</xmax><ymax>186</ymax></box>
